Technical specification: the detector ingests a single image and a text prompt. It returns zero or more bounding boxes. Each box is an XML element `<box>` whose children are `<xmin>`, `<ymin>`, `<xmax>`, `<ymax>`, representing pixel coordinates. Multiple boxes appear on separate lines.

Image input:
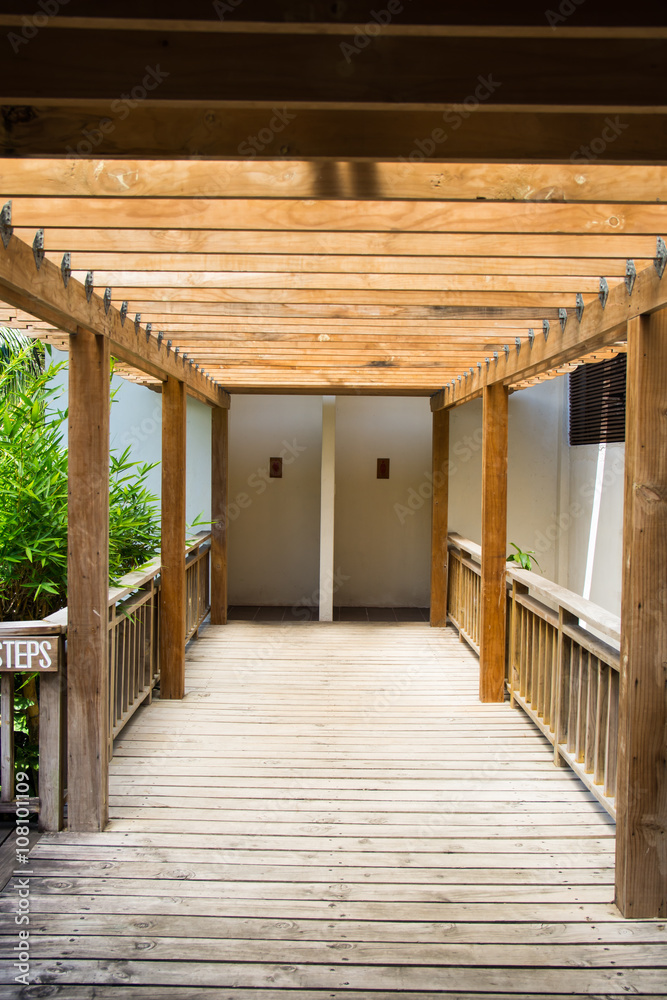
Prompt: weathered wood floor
<box><xmin>1</xmin><ymin>622</ymin><xmax>666</xmax><ymax>998</ymax></box>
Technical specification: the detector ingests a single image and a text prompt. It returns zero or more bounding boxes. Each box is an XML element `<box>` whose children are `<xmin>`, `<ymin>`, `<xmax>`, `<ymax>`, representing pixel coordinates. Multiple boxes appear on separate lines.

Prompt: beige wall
<box><xmin>227</xmin><ymin>395</ymin><xmax>323</xmax><ymax>607</ymax></box>
<box><xmin>68</xmin><ymin>351</ymin><xmax>624</xmax><ymax>616</ymax></box>
<box><xmin>334</xmin><ymin>396</ymin><xmax>432</xmax><ymax>607</ymax></box>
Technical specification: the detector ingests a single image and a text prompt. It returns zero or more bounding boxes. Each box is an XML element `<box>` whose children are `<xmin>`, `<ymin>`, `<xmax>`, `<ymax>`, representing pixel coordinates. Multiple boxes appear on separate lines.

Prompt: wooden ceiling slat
<box><xmin>9</xmin><ymin>198</ymin><xmax>666</xmax><ymax>235</ymax></box>
<box><xmin>42</xmin><ymin>253</ymin><xmax>637</xmax><ymax>278</ymax></box>
<box><xmin>69</xmin><ymin>271</ymin><xmax>602</xmax><ymax>294</ymax></box>
<box><xmin>4</xmin><ymin>160</ymin><xmax>667</xmax><ymax>204</ymax></box>
<box><xmin>15</xmin><ymin>229</ymin><xmax>657</xmax><ymax>258</ymax></box>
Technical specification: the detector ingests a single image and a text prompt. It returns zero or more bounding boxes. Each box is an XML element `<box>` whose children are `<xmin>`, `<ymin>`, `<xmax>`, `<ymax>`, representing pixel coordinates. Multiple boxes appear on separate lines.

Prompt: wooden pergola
<box><xmin>1</xmin><ymin>3</ymin><xmax>665</xmax><ymax>919</ymax></box>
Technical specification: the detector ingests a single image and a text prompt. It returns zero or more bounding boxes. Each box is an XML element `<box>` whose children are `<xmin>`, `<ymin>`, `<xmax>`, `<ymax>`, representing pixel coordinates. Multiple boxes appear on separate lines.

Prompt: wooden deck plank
<box><xmin>1</xmin><ymin>622</ymin><xmax>665</xmax><ymax>995</ymax></box>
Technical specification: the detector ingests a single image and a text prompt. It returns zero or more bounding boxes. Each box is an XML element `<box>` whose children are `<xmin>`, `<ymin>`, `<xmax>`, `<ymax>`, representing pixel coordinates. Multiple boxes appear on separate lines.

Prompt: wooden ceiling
<box><xmin>1</xmin><ymin>5</ymin><xmax>665</xmax><ymax>397</ymax></box>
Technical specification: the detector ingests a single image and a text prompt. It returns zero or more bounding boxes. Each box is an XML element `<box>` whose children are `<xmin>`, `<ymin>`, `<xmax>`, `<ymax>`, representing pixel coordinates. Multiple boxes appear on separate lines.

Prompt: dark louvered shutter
<box><xmin>569</xmin><ymin>354</ymin><xmax>626</xmax><ymax>446</ymax></box>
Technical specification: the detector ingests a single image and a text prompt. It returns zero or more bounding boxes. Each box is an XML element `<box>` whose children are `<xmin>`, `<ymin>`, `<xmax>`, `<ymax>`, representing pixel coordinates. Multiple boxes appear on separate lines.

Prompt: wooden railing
<box><xmin>0</xmin><ymin>531</ymin><xmax>211</xmax><ymax>827</ymax></box>
<box><xmin>447</xmin><ymin>538</ymin><xmax>482</xmax><ymax>653</ymax></box>
<box><xmin>447</xmin><ymin>533</ymin><xmax>621</xmax><ymax>817</ymax></box>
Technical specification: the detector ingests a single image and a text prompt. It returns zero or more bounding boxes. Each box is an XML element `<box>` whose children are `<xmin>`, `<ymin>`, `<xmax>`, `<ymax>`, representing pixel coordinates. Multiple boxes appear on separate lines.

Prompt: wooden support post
<box><xmin>211</xmin><ymin>406</ymin><xmax>229</xmax><ymax>625</ymax></box>
<box><xmin>430</xmin><ymin>408</ymin><xmax>449</xmax><ymax>626</ymax></box>
<box><xmin>615</xmin><ymin>309</ymin><xmax>667</xmax><ymax>919</ymax></box>
<box><xmin>67</xmin><ymin>329</ymin><xmax>110</xmax><ymax>832</ymax></box>
<box><xmin>480</xmin><ymin>384</ymin><xmax>508</xmax><ymax>702</ymax></box>
<box><xmin>160</xmin><ymin>377</ymin><xmax>186</xmax><ymax>700</ymax></box>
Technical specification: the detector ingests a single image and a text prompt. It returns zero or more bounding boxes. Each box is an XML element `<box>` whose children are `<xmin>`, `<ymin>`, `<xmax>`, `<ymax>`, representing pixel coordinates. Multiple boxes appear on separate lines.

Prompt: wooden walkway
<box><xmin>1</xmin><ymin>622</ymin><xmax>666</xmax><ymax>998</ymax></box>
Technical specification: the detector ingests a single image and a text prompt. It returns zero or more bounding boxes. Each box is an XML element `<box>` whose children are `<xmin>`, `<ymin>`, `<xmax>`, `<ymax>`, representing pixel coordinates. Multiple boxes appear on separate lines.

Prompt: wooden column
<box><xmin>615</xmin><ymin>310</ymin><xmax>667</xmax><ymax>918</ymax></box>
<box><xmin>160</xmin><ymin>377</ymin><xmax>186</xmax><ymax>699</ymax></box>
<box><xmin>67</xmin><ymin>329</ymin><xmax>110</xmax><ymax>832</ymax></box>
<box><xmin>430</xmin><ymin>407</ymin><xmax>450</xmax><ymax>626</ymax></box>
<box><xmin>211</xmin><ymin>405</ymin><xmax>229</xmax><ymax>625</ymax></box>
<box><xmin>480</xmin><ymin>383</ymin><xmax>508</xmax><ymax>702</ymax></box>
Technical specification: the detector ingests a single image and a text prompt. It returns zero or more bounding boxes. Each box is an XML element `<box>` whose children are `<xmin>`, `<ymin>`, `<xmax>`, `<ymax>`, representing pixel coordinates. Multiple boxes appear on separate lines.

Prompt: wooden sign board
<box><xmin>0</xmin><ymin>636</ymin><xmax>60</xmax><ymax>673</ymax></box>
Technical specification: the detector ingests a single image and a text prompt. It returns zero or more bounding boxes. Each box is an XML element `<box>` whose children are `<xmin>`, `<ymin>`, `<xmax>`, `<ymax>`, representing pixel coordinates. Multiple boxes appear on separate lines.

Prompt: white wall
<box><xmin>50</xmin><ymin>348</ymin><xmax>211</xmax><ymax>526</ymax></box>
<box><xmin>448</xmin><ymin>381</ymin><xmax>563</xmax><ymax>583</ymax></box>
<box><xmin>566</xmin><ymin>442</ymin><xmax>625</xmax><ymax>616</ymax></box>
<box><xmin>50</xmin><ymin>347</ymin><xmax>625</xmax><ymax>615</ymax></box>
<box><xmin>334</xmin><ymin>396</ymin><xmax>432</xmax><ymax>607</ymax></box>
<box><xmin>227</xmin><ymin>395</ymin><xmax>322</xmax><ymax>606</ymax></box>
<box><xmin>447</xmin><ymin>375</ymin><xmax>624</xmax><ymax>615</ymax></box>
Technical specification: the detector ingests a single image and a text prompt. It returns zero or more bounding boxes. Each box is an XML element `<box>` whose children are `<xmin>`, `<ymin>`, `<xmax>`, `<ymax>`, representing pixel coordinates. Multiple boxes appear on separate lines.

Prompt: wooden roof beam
<box><xmin>2</xmin><ymin>107</ymin><xmax>664</xmax><ymax>162</ymax></box>
<box><xmin>0</xmin><ymin>231</ymin><xmax>230</xmax><ymax>408</ymax></box>
<box><xmin>2</xmin><ymin>26</ymin><xmax>663</xmax><ymax>107</ymax></box>
<box><xmin>431</xmin><ymin>253</ymin><xmax>666</xmax><ymax>410</ymax></box>
<box><xmin>2</xmin><ymin>2</ymin><xmax>666</xmax><ymax>26</ymax></box>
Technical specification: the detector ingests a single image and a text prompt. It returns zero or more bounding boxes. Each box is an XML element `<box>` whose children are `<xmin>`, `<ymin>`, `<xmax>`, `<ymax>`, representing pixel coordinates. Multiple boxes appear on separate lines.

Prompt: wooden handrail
<box><xmin>0</xmin><ymin>531</ymin><xmax>212</xmax><ymax>831</ymax></box>
<box><xmin>447</xmin><ymin>532</ymin><xmax>620</xmax><ymax>645</ymax></box>
<box><xmin>446</xmin><ymin>530</ymin><xmax>620</xmax><ymax>817</ymax></box>
<box><xmin>43</xmin><ymin>530</ymin><xmax>212</xmax><ymax>627</ymax></box>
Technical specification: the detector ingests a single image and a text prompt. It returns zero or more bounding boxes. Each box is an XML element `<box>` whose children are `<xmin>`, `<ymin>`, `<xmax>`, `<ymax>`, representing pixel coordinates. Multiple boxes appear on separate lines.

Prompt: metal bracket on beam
<box><xmin>103</xmin><ymin>287</ymin><xmax>112</xmax><ymax>315</ymax></box>
<box><xmin>493</xmin><ymin>351</ymin><xmax>499</xmax><ymax>363</ymax></box>
<box><xmin>625</xmin><ymin>259</ymin><xmax>636</xmax><ymax>295</ymax></box>
<box><xmin>457</xmin><ymin>375</ymin><xmax>461</xmax><ymax>383</ymax></box>
<box><xmin>84</xmin><ymin>271</ymin><xmax>94</xmax><ymax>303</ymax></box>
<box><xmin>477</xmin><ymin>361</ymin><xmax>482</xmax><ymax>371</ymax></box>
<box><xmin>515</xmin><ymin>336</ymin><xmax>522</xmax><ymax>353</ymax></box>
<box><xmin>157</xmin><ymin>331</ymin><xmax>163</xmax><ymax>348</ymax></box>
<box><xmin>576</xmin><ymin>294</ymin><xmax>585</xmax><ymax>323</ymax></box>
<box><xmin>543</xmin><ymin>319</ymin><xmax>550</xmax><ymax>342</ymax></box>
<box><xmin>174</xmin><ymin>347</ymin><xmax>180</xmax><ymax>358</ymax></box>
<box><xmin>32</xmin><ymin>229</ymin><xmax>45</xmax><ymax>270</ymax></box>
<box><xmin>1</xmin><ymin>201</ymin><xmax>13</xmax><ymax>249</ymax></box>
<box><xmin>166</xmin><ymin>340</ymin><xmax>172</xmax><ymax>355</ymax></box>
<box><xmin>145</xmin><ymin>323</ymin><xmax>152</xmax><ymax>343</ymax></box>
<box><xmin>655</xmin><ymin>236</ymin><xmax>667</xmax><ymax>279</ymax></box>
<box><xmin>503</xmin><ymin>344</ymin><xmax>510</xmax><ymax>359</ymax></box>
<box><xmin>120</xmin><ymin>301</ymin><xmax>128</xmax><ymax>326</ymax></box>
<box><xmin>134</xmin><ymin>314</ymin><xmax>141</xmax><ymax>336</ymax></box>
<box><xmin>599</xmin><ymin>277</ymin><xmax>609</xmax><ymax>310</ymax></box>
<box><xmin>60</xmin><ymin>252</ymin><xmax>71</xmax><ymax>288</ymax></box>
<box><xmin>485</xmin><ymin>357</ymin><xmax>490</xmax><ymax>369</ymax></box>
<box><xmin>527</xmin><ymin>329</ymin><xmax>534</xmax><ymax>347</ymax></box>
<box><xmin>559</xmin><ymin>308</ymin><xmax>567</xmax><ymax>332</ymax></box>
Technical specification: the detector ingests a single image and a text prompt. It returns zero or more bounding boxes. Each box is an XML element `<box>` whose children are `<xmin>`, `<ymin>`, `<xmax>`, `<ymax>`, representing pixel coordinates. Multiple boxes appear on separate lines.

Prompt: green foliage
<box><xmin>109</xmin><ymin>447</ymin><xmax>161</xmax><ymax>582</ymax></box>
<box><xmin>0</xmin><ymin>334</ymin><xmax>162</xmax><ymax>793</ymax></box>
<box><xmin>0</xmin><ymin>338</ymin><xmax>162</xmax><ymax>620</ymax></box>
<box><xmin>0</xmin><ymin>343</ymin><xmax>68</xmax><ymax>619</ymax></box>
<box><xmin>12</xmin><ymin>675</ymin><xmax>39</xmax><ymax>785</ymax></box>
<box><xmin>507</xmin><ymin>542</ymin><xmax>541</xmax><ymax>573</ymax></box>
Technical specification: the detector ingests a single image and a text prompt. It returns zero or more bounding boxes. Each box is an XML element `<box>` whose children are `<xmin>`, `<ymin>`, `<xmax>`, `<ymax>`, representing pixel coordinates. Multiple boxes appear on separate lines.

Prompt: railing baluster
<box><xmin>595</xmin><ymin>659</ymin><xmax>609</xmax><ymax>786</ymax></box>
<box><xmin>605</xmin><ymin>668</ymin><xmax>620</xmax><ymax>799</ymax></box>
<box><xmin>576</xmin><ymin>650</ymin><xmax>589</xmax><ymax>764</ymax></box>
<box><xmin>0</xmin><ymin>674</ymin><xmax>15</xmax><ymax>804</ymax></box>
<box><xmin>585</xmin><ymin>654</ymin><xmax>598</xmax><ymax>773</ymax></box>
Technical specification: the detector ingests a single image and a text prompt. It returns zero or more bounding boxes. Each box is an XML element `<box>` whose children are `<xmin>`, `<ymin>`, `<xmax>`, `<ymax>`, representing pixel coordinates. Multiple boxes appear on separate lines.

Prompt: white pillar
<box><xmin>319</xmin><ymin>395</ymin><xmax>336</xmax><ymax>621</ymax></box>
